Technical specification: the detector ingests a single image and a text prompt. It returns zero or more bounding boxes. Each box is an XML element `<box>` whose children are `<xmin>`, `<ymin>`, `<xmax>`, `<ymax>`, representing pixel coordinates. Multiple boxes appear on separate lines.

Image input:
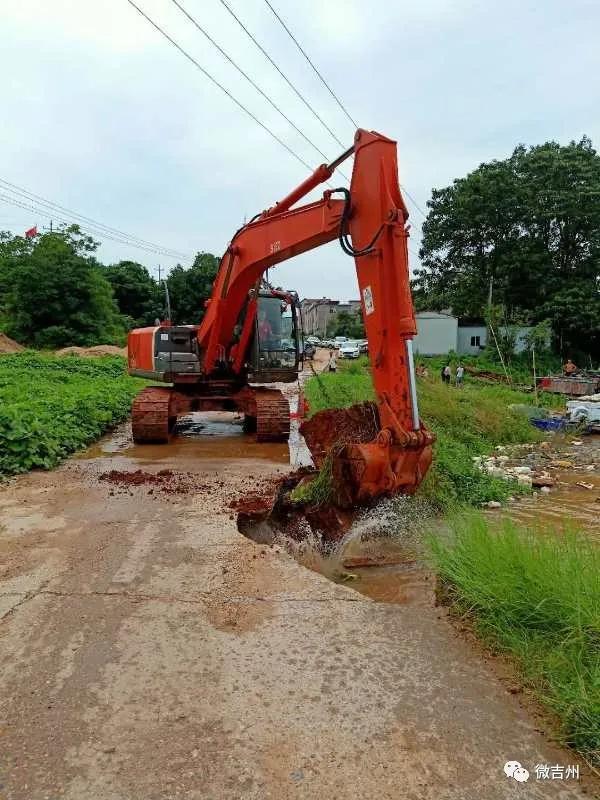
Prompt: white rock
<box><xmin>495</xmin><ymin>445</ymin><xmax>507</xmax><ymax>452</ymax></box>
<box><xmin>513</xmin><ymin>466</ymin><xmax>533</xmax><ymax>475</ymax></box>
<box><xmin>540</xmin><ymin>486</ymin><xmax>551</xmax><ymax>493</ymax></box>
<box><xmin>571</xmin><ymin>440</ymin><xmax>583</xmax><ymax>446</ymax></box>
<box><xmin>485</xmin><ymin>501</ymin><xmax>502</xmax><ymax>508</ymax></box>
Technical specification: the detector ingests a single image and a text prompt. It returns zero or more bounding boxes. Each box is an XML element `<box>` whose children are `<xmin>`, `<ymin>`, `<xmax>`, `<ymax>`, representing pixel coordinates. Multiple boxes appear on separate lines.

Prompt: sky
<box><xmin>1</xmin><ymin>0</ymin><xmax>599</xmax><ymax>300</ymax></box>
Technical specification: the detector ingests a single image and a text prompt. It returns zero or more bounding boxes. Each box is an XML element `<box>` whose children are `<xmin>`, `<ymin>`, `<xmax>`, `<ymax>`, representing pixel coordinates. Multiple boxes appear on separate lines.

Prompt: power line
<box><xmin>0</xmin><ymin>178</ymin><xmax>190</xmax><ymax>260</ymax></box>
<box><xmin>170</xmin><ymin>0</ymin><xmax>346</xmax><ymax>180</ymax></box>
<box><xmin>126</xmin><ymin>0</ymin><xmax>314</xmax><ymax>175</ymax></box>
<box><xmin>217</xmin><ymin>0</ymin><xmax>347</xmax><ymax>151</ymax></box>
<box><xmin>402</xmin><ymin>187</ymin><xmax>427</xmax><ymax>219</ymax></box>
<box><xmin>264</xmin><ymin>0</ymin><xmax>358</xmax><ymax>130</ymax></box>
<box><xmin>261</xmin><ymin>2</ymin><xmax>429</xmax><ymax>222</ymax></box>
<box><xmin>0</xmin><ymin>193</ymin><xmax>188</xmax><ymax>260</ymax></box>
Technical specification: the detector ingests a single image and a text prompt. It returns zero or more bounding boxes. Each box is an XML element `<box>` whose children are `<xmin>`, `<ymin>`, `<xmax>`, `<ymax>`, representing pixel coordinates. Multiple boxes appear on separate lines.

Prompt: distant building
<box><xmin>412</xmin><ymin>312</ymin><xmax>458</xmax><ymax>356</ymax></box>
<box><xmin>413</xmin><ymin>312</ymin><xmax>538</xmax><ymax>356</ymax></box>
<box><xmin>301</xmin><ymin>298</ymin><xmax>361</xmax><ymax>336</ymax></box>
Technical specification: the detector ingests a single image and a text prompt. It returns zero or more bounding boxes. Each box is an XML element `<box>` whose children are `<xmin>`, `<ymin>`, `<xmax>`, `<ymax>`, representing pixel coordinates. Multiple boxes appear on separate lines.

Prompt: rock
<box><xmin>513</xmin><ymin>466</ymin><xmax>532</xmax><ymax>475</ymax></box>
<box><xmin>495</xmin><ymin>445</ymin><xmax>507</xmax><ymax>452</ymax></box>
<box><xmin>517</xmin><ymin>474</ymin><xmax>533</xmax><ymax>487</ymax></box>
<box><xmin>532</xmin><ymin>475</ymin><xmax>554</xmax><ymax>487</ymax></box>
<box><xmin>575</xmin><ymin>481</ymin><xmax>594</xmax><ymax>490</ymax></box>
<box><xmin>485</xmin><ymin>501</ymin><xmax>502</xmax><ymax>509</ymax></box>
<box><xmin>550</xmin><ymin>460</ymin><xmax>574</xmax><ymax>469</ymax></box>
<box><xmin>540</xmin><ymin>486</ymin><xmax>551</xmax><ymax>494</ymax></box>
<box><xmin>496</xmin><ymin>455</ymin><xmax>509</xmax><ymax>463</ymax></box>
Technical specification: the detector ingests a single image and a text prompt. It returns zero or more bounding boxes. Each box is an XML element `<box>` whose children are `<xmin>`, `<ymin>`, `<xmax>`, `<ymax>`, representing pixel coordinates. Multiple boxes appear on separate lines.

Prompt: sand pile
<box><xmin>55</xmin><ymin>344</ymin><xmax>127</xmax><ymax>357</ymax></box>
<box><xmin>0</xmin><ymin>333</ymin><xmax>24</xmax><ymax>354</ymax></box>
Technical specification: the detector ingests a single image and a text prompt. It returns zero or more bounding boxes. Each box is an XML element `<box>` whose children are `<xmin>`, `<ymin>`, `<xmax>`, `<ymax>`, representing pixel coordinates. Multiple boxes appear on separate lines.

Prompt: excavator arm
<box><xmin>197</xmin><ymin>128</ymin><xmax>434</xmax><ymax>506</ymax></box>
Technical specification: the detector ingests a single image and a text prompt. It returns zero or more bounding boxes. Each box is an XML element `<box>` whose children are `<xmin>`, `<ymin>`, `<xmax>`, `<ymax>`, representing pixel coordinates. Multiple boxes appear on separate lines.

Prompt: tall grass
<box><xmin>430</xmin><ymin>514</ymin><xmax>600</xmax><ymax>762</ymax></box>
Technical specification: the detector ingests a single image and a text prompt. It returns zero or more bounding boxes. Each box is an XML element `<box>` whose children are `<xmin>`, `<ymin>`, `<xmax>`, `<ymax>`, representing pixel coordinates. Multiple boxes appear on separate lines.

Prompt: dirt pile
<box><xmin>55</xmin><ymin>344</ymin><xmax>127</xmax><ymax>357</ymax></box>
<box><xmin>99</xmin><ymin>468</ymin><xmax>209</xmax><ymax>496</ymax></box>
<box><xmin>0</xmin><ymin>333</ymin><xmax>24</xmax><ymax>354</ymax></box>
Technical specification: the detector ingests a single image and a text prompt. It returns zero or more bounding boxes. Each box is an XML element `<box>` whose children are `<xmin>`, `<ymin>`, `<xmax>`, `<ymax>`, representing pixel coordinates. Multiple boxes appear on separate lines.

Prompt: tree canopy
<box><xmin>413</xmin><ymin>136</ymin><xmax>600</xmax><ymax>357</ymax></box>
<box><xmin>166</xmin><ymin>252</ymin><xmax>220</xmax><ymax>324</ymax></box>
<box><xmin>103</xmin><ymin>260</ymin><xmax>162</xmax><ymax>328</ymax></box>
<box><xmin>326</xmin><ymin>309</ymin><xmax>365</xmax><ymax>339</ymax></box>
<box><xmin>0</xmin><ymin>225</ymin><xmax>220</xmax><ymax>348</ymax></box>
<box><xmin>1</xmin><ymin>228</ymin><xmax>124</xmax><ymax>348</ymax></box>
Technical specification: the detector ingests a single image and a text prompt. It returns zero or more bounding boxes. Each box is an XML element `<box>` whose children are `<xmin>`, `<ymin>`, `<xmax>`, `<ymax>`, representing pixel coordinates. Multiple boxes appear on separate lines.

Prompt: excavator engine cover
<box><xmin>301</xmin><ymin>403</ymin><xmax>434</xmax><ymax>508</ymax></box>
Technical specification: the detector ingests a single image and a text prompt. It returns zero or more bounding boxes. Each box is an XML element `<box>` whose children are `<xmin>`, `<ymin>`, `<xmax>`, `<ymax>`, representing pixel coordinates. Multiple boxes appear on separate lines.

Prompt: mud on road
<box><xmin>1</xmin><ymin>411</ymin><xmax>599</xmax><ymax>799</ymax></box>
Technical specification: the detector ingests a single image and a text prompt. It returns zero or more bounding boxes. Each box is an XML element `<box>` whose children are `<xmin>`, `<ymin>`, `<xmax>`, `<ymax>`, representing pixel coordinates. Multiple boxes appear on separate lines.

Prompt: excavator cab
<box><xmin>248</xmin><ymin>292</ymin><xmax>301</xmax><ymax>384</ymax></box>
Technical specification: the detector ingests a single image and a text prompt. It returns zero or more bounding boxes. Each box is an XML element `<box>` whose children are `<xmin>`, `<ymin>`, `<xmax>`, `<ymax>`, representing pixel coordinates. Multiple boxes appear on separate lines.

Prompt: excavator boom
<box><xmin>128</xmin><ymin>128</ymin><xmax>434</xmax><ymax>506</ymax></box>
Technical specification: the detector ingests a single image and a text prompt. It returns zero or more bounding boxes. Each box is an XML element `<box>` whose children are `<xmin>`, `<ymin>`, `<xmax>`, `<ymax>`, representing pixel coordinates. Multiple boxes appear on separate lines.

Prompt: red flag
<box><xmin>25</xmin><ymin>226</ymin><xmax>38</xmax><ymax>238</ymax></box>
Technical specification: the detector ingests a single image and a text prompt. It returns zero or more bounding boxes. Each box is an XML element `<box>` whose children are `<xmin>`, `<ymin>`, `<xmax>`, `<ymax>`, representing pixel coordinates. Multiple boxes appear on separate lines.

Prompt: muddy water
<box><xmin>79</xmin><ymin>411</ymin><xmax>290</xmax><ymax>466</ymax></box>
<box><xmin>488</xmin><ymin>435</ymin><xmax>600</xmax><ymax>537</ymax></box>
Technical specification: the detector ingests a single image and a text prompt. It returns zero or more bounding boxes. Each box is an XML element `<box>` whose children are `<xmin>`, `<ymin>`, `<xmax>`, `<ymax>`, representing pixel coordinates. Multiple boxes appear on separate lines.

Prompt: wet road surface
<box><xmin>1</xmin><ymin>413</ymin><xmax>599</xmax><ymax>799</ymax></box>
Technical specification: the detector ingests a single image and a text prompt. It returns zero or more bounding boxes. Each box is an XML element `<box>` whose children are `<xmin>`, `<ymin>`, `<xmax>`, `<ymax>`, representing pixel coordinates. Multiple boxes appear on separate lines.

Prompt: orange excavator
<box><xmin>128</xmin><ymin>129</ymin><xmax>434</xmax><ymax>506</ymax></box>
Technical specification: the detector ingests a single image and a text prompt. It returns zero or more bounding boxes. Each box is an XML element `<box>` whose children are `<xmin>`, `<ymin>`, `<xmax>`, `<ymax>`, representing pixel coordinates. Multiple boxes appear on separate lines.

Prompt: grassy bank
<box><xmin>0</xmin><ymin>352</ymin><xmax>144</xmax><ymax>476</ymax></box>
<box><xmin>430</xmin><ymin>514</ymin><xmax>600</xmax><ymax>762</ymax></box>
<box><xmin>304</xmin><ymin>358</ymin><xmax>548</xmax><ymax>508</ymax></box>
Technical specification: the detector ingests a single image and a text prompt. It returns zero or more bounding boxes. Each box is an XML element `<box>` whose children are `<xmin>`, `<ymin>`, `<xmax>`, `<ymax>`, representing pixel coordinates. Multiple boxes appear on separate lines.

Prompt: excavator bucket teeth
<box><xmin>300</xmin><ymin>402</ymin><xmax>433</xmax><ymax>509</ymax></box>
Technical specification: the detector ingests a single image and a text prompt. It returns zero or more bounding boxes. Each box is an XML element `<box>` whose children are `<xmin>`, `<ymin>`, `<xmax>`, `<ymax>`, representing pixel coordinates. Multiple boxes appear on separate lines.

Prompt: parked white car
<box><xmin>339</xmin><ymin>341</ymin><xmax>360</xmax><ymax>359</ymax></box>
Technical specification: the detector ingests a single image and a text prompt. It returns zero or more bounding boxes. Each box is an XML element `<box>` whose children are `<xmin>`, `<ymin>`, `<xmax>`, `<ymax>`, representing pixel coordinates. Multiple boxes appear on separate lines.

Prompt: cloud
<box><xmin>1</xmin><ymin>0</ymin><xmax>599</xmax><ymax>300</ymax></box>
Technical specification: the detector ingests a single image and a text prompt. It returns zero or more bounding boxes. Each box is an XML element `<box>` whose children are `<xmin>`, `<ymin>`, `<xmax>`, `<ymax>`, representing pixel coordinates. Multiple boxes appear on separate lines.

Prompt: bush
<box><xmin>0</xmin><ymin>352</ymin><xmax>144</xmax><ymax>475</ymax></box>
<box><xmin>430</xmin><ymin>514</ymin><xmax>600</xmax><ymax>761</ymax></box>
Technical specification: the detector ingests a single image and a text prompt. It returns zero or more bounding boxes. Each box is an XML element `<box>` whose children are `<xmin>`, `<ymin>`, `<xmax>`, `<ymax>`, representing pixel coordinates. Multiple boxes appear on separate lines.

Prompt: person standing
<box><xmin>441</xmin><ymin>364</ymin><xmax>451</xmax><ymax>384</ymax></box>
<box><xmin>328</xmin><ymin>350</ymin><xmax>337</xmax><ymax>373</ymax></box>
<box><xmin>455</xmin><ymin>363</ymin><xmax>465</xmax><ymax>387</ymax></box>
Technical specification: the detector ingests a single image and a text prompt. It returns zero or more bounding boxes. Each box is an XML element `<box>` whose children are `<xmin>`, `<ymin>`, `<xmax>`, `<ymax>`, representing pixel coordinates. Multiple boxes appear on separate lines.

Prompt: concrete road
<box><xmin>0</xmin><ymin>420</ymin><xmax>596</xmax><ymax>800</ymax></box>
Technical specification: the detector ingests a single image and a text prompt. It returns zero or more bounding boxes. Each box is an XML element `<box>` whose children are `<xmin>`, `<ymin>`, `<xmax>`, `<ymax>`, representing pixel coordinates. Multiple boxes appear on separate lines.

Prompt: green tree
<box><xmin>326</xmin><ymin>309</ymin><xmax>365</xmax><ymax>339</ymax></box>
<box><xmin>166</xmin><ymin>252</ymin><xmax>220</xmax><ymax>324</ymax></box>
<box><xmin>104</xmin><ymin>260</ymin><xmax>162</xmax><ymax>327</ymax></box>
<box><xmin>414</xmin><ymin>137</ymin><xmax>600</xmax><ymax>358</ymax></box>
<box><xmin>2</xmin><ymin>226</ymin><xmax>124</xmax><ymax>348</ymax></box>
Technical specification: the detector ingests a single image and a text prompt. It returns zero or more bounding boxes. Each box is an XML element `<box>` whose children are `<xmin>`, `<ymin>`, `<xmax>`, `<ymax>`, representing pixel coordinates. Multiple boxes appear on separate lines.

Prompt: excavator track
<box><xmin>255</xmin><ymin>390</ymin><xmax>290</xmax><ymax>442</ymax></box>
<box><xmin>131</xmin><ymin>387</ymin><xmax>174</xmax><ymax>444</ymax></box>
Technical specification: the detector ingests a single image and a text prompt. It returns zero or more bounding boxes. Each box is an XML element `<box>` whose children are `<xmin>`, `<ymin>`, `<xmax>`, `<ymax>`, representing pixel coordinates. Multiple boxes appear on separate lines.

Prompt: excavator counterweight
<box><xmin>128</xmin><ymin>128</ymin><xmax>434</xmax><ymax>506</ymax></box>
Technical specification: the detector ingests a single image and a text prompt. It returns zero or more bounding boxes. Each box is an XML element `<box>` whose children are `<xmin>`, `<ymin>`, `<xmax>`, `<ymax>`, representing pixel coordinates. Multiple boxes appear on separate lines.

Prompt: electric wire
<box><xmin>0</xmin><ymin>178</ymin><xmax>190</xmax><ymax>260</ymax></box>
<box><xmin>264</xmin><ymin>0</ymin><xmax>358</xmax><ymax>129</ymax></box>
<box><xmin>262</xmin><ymin>1</ymin><xmax>429</xmax><ymax>221</ymax></box>
<box><xmin>170</xmin><ymin>0</ymin><xmax>347</xmax><ymax>179</ymax></box>
<box><xmin>0</xmin><ymin>193</ymin><xmax>189</xmax><ymax>260</ymax></box>
<box><xmin>126</xmin><ymin>0</ymin><xmax>314</xmax><ymax>174</ymax></box>
<box><xmin>217</xmin><ymin>0</ymin><xmax>347</xmax><ymax>151</ymax></box>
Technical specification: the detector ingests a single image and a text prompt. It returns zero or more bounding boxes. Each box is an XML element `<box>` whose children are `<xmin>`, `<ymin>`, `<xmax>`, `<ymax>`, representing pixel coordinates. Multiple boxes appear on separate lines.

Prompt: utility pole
<box><xmin>157</xmin><ymin>264</ymin><xmax>162</xmax><ymax>284</ymax></box>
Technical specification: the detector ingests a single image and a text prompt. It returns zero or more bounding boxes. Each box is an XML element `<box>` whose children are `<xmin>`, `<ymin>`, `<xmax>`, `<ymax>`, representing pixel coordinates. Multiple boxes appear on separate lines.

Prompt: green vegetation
<box><xmin>304</xmin><ymin>357</ymin><xmax>548</xmax><ymax>509</ymax></box>
<box><xmin>0</xmin><ymin>352</ymin><xmax>144</xmax><ymax>476</ymax></box>
<box><xmin>0</xmin><ymin>227</ymin><xmax>219</xmax><ymax>348</ymax></box>
<box><xmin>326</xmin><ymin>308</ymin><xmax>365</xmax><ymax>339</ymax></box>
<box><xmin>430</xmin><ymin>514</ymin><xmax>600</xmax><ymax>762</ymax></box>
<box><xmin>413</xmin><ymin>136</ymin><xmax>600</xmax><ymax>361</ymax></box>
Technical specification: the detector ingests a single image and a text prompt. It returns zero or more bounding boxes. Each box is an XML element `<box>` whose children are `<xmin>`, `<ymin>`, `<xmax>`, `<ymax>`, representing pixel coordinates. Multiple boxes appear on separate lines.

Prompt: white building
<box><xmin>413</xmin><ymin>312</ymin><xmax>538</xmax><ymax>356</ymax></box>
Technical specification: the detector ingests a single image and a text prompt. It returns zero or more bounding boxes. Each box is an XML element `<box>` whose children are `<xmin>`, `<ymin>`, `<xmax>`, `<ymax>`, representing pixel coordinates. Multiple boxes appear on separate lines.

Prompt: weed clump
<box><xmin>430</xmin><ymin>514</ymin><xmax>600</xmax><ymax>762</ymax></box>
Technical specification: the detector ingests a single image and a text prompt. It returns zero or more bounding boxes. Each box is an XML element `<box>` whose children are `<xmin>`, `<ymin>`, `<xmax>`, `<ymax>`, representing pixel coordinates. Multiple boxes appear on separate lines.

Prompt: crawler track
<box><xmin>255</xmin><ymin>390</ymin><xmax>290</xmax><ymax>442</ymax></box>
<box><xmin>131</xmin><ymin>387</ymin><xmax>174</xmax><ymax>444</ymax></box>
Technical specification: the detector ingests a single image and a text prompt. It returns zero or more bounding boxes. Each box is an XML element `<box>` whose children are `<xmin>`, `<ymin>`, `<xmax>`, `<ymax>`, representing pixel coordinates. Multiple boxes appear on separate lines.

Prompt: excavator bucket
<box><xmin>300</xmin><ymin>402</ymin><xmax>433</xmax><ymax>509</ymax></box>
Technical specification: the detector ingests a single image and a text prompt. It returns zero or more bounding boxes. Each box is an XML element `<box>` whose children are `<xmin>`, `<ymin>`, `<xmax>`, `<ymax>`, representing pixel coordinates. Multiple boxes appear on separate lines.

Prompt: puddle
<box><xmin>489</xmin><ymin>434</ymin><xmax>600</xmax><ymax>539</ymax></box>
<box><xmin>79</xmin><ymin>412</ymin><xmax>290</xmax><ymax>466</ymax></box>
